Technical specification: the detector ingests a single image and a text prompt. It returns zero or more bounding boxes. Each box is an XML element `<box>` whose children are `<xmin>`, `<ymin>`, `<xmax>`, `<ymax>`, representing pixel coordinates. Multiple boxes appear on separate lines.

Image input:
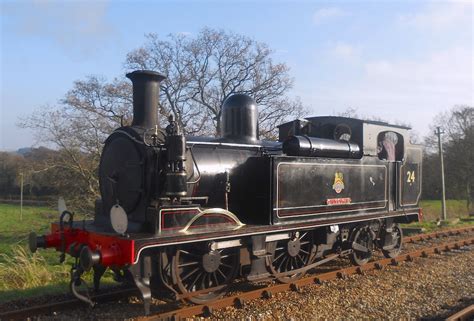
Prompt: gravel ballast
<box><xmin>211</xmin><ymin>248</ymin><xmax>474</xmax><ymax>320</ymax></box>
<box><xmin>1</xmin><ymin>237</ymin><xmax>473</xmax><ymax>320</ymax></box>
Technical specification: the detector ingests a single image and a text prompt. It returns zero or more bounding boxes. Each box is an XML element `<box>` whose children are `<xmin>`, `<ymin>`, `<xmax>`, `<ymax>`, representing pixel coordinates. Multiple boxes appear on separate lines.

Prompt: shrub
<box><xmin>0</xmin><ymin>245</ymin><xmax>69</xmax><ymax>290</ymax></box>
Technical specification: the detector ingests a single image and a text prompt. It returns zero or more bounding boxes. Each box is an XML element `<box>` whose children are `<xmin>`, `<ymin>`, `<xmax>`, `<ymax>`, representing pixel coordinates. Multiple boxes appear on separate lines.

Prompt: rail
<box><xmin>141</xmin><ymin>237</ymin><xmax>474</xmax><ymax>320</ymax></box>
<box><xmin>1</xmin><ymin>226</ymin><xmax>473</xmax><ymax>320</ymax></box>
<box><xmin>446</xmin><ymin>304</ymin><xmax>474</xmax><ymax>321</ymax></box>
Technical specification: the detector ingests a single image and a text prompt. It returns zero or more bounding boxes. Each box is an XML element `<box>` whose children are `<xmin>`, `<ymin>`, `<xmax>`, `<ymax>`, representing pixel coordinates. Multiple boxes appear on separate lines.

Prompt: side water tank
<box><xmin>221</xmin><ymin>94</ymin><xmax>259</xmax><ymax>143</ymax></box>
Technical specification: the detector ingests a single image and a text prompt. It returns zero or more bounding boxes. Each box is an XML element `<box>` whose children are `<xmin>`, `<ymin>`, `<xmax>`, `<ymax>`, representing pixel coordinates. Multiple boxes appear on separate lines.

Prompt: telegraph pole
<box><xmin>20</xmin><ymin>172</ymin><xmax>24</xmax><ymax>221</ymax></box>
<box><xmin>435</xmin><ymin>127</ymin><xmax>447</xmax><ymax>221</ymax></box>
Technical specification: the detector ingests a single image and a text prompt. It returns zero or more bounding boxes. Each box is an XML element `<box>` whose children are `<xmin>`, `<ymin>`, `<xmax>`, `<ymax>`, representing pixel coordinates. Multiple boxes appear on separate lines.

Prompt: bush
<box><xmin>0</xmin><ymin>245</ymin><xmax>69</xmax><ymax>290</ymax></box>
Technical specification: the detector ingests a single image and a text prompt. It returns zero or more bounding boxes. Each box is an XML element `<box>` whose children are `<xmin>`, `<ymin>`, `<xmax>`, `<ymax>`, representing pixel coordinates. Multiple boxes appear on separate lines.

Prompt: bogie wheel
<box><xmin>349</xmin><ymin>226</ymin><xmax>374</xmax><ymax>266</ymax></box>
<box><xmin>381</xmin><ymin>223</ymin><xmax>403</xmax><ymax>258</ymax></box>
<box><xmin>267</xmin><ymin>230</ymin><xmax>315</xmax><ymax>283</ymax></box>
<box><xmin>171</xmin><ymin>243</ymin><xmax>239</xmax><ymax>304</ymax></box>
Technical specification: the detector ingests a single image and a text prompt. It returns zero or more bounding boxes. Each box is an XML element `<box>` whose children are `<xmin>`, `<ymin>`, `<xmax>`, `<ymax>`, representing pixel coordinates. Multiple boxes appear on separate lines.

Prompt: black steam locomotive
<box><xmin>30</xmin><ymin>70</ymin><xmax>422</xmax><ymax>313</ymax></box>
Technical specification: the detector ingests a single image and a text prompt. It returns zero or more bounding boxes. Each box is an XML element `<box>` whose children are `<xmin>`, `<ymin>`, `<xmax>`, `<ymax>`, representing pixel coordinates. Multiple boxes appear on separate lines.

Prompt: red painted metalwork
<box><xmin>41</xmin><ymin>223</ymin><xmax>135</xmax><ymax>267</ymax></box>
<box><xmin>326</xmin><ymin>198</ymin><xmax>352</xmax><ymax>205</ymax></box>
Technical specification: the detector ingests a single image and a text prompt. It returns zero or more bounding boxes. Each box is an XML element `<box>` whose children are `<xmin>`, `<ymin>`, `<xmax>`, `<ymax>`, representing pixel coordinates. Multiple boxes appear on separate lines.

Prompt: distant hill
<box><xmin>16</xmin><ymin>146</ymin><xmax>53</xmax><ymax>156</ymax></box>
<box><xmin>16</xmin><ymin>147</ymin><xmax>33</xmax><ymax>155</ymax></box>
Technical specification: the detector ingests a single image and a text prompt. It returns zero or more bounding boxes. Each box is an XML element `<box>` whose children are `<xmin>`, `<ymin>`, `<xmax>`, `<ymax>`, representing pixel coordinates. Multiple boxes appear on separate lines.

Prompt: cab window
<box><xmin>377</xmin><ymin>131</ymin><xmax>403</xmax><ymax>161</ymax></box>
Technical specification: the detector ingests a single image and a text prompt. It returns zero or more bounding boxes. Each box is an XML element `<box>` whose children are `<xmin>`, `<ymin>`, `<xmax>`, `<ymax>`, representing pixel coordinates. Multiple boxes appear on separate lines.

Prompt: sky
<box><xmin>1</xmin><ymin>0</ymin><xmax>473</xmax><ymax>150</ymax></box>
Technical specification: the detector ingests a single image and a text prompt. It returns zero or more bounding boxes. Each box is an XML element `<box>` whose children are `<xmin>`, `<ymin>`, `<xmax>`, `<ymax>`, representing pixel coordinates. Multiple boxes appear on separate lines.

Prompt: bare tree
<box><xmin>423</xmin><ymin>105</ymin><xmax>473</xmax><ymax>213</ymax></box>
<box><xmin>442</xmin><ymin>106</ymin><xmax>473</xmax><ymax>213</ymax></box>
<box><xmin>335</xmin><ymin>107</ymin><xmax>359</xmax><ymax>118</ymax></box>
<box><xmin>63</xmin><ymin>76</ymin><xmax>134</xmax><ymax>128</ymax></box>
<box><xmin>18</xmin><ymin>103</ymin><xmax>104</xmax><ymax>209</ymax></box>
<box><xmin>125</xmin><ymin>28</ymin><xmax>306</xmax><ymax>138</ymax></box>
<box><xmin>0</xmin><ymin>152</ymin><xmax>25</xmax><ymax>197</ymax></box>
<box><xmin>19</xmin><ymin>28</ymin><xmax>307</xmax><ymax>206</ymax></box>
<box><xmin>19</xmin><ymin>76</ymin><xmax>139</xmax><ymax>208</ymax></box>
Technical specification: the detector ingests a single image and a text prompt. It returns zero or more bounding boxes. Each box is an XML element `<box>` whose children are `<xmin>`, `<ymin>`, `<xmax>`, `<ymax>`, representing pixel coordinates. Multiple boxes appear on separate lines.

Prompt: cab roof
<box><xmin>303</xmin><ymin>116</ymin><xmax>411</xmax><ymax>130</ymax></box>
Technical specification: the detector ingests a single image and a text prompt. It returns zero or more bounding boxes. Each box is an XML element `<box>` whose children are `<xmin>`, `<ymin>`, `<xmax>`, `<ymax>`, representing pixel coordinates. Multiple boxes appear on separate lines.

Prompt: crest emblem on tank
<box><xmin>332</xmin><ymin>172</ymin><xmax>345</xmax><ymax>194</ymax></box>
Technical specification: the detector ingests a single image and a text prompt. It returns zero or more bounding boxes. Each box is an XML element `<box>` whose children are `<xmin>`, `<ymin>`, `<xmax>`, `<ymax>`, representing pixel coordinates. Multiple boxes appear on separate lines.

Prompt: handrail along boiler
<box><xmin>29</xmin><ymin>70</ymin><xmax>423</xmax><ymax>313</ymax></box>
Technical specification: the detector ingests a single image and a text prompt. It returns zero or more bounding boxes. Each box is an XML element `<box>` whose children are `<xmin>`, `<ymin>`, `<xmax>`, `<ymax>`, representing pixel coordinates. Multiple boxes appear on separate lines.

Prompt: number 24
<box><xmin>406</xmin><ymin>171</ymin><xmax>415</xmax><ymax>183</ymax></box>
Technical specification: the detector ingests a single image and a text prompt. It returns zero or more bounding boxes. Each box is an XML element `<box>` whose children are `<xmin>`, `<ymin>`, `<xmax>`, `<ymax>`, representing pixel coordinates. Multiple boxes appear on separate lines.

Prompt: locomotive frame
<box><xmin>29</xmin><ymin>70</ymin><xmax>422</xmax><ymax>314</ymax></box>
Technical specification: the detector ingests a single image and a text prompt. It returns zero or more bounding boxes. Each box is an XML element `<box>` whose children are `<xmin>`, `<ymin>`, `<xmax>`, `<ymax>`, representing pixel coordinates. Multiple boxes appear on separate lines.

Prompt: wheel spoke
<box><xmin>178</xmin><ymin>261</ymin><xmax>199</xmax><ymax>268</ymax></box>
<box><xmin>274</xmin><ymin>255</ymin><xmax>284</xmax><ymax>267</ymax></box>
<box><xmin>220</xmin><ymin>253</ymin><xmax>236</xmax><ymax>259</ymax></box>
<box><xmin>268</xmin><ymin>230</ymin><xmax>314</xmax><ymax>283</ymax></box>
<box><xmin>285</xmin><ymin>257</ymin><xmax>292</xmax><ymax>271</ymax></box>
<box><xmin>274</xmin><ymin>252</ymin><xmax>285</xmax><ymax>261</ymax></box>
<box><xmin>173</xmin><ymin>245</ymin><xmax>239</xmax><ymax>304</ymax></box>
<box><xmin>296</xmin><ymin>254</ymin><xmax>305</xmax><ymax>266</ymax></box>
<box><xmin>216</xmin><ymin>267</ymin><xmax>227</xmax><ymax>280</ymax></box>
<box><xmin>201</xmin><ymin>273</ymin><xmax>209</xmax><ymax>290</ymax></box>
<box><xmin>181</xmin><ymin>267</ymin><xmax>199</xmax><ymax>282</ymax></box>
<box><xmin>180</xmin><ymin>250</ymin><xmax>201</xmax><ymax>258</ymax></box>
<box><xmin>219</xmin><ymin>262</ymin><xmax>232</xmax><ymax>269</ymax></box>
<box><xmin>300</xmin><ymin>248</ymin><xmax>310</xmax><ymax>255</ymax></box>
<box><xmin>277</xmin><ymin>256</ymin><xmax>287</xmax><ymax>271</ymax></box>
<box><xmin>188</xmin><ymin>271</ymin><xmax>203</xmax><ymax>291</ymax></box>
<box><xmin>212</xmin><ymin>272</ymin><xmax>219</xmax><ymax>286</ymax></box>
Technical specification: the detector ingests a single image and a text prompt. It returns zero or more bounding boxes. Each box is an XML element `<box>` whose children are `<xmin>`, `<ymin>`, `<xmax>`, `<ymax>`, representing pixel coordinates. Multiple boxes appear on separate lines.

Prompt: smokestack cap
<box><xmin>126</xmin><ymin>70</ymin><xmax>166</xmax><ymax>82</ymax></box>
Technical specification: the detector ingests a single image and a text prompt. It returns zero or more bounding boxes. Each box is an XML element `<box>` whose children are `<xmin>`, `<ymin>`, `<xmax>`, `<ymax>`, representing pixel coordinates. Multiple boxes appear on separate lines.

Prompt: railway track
<box><xmin>141</xmin><ymin>237</ymin><xmax>474</xmax><ymax>320</ymax></box>
<box><xmin>404</xmin><ymin>226</ymin><xmax>474</xmax><ymax>243</ymax></box>
<box><xmin>0</xmin><ymin>287</ymin><xmax>139</xmax><ymax>320</ymax></box>
<box><xmin>1</xmin><ymin>226</ymin><xmax>473</xmax><ymax>320</ymax></box>
<box><xmin>446</xmin><ymin>304</ymin><xmax>474</xmax><ymax>321</ymax></box>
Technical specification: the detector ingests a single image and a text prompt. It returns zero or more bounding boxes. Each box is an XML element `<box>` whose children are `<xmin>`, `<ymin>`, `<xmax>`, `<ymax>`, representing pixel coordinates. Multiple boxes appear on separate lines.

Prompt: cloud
<box><xmin>398</xmin><ymin>1</ymin><xmax>472</xmax><ymax>30</ymax></box>
<box><xmin>305</xmin><ymin>1</ymin><xmax>472</xmax><ymax>135</ymax></box>
<box><xmin>313</xmin><ymin>7</ymin><xmax>348</xmax><ymax>24</ymax></box>
<box><xmin>363</xmin><ymin>47</ymin><xmax>473</xmax><ymax>97</ymax></box>
<box><xmin>330</xmin><ymin>42</ymin><xmax>361</xmax><ymax>61</ymax></box>
<box><xmin>304</xmin><ymin>46</ymin><xmax>473</xmax><ymax>136</ymax></box>
<box><xmin>2</xmin><ymin>0</ymin><xmax>116</xmax><ymax>59</ymax></box>
<box><xmin>365</xmin><ymin>61</ymin><xmax>392</xmax><ymax>75</ymax></box>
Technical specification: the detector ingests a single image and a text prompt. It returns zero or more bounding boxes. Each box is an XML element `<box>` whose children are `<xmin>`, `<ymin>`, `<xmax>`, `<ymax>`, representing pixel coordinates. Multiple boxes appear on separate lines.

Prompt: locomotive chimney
<box><xmin>126</xmin><ymin>70</ymin><xmax>166</xmax><ymax>129</ymax></box>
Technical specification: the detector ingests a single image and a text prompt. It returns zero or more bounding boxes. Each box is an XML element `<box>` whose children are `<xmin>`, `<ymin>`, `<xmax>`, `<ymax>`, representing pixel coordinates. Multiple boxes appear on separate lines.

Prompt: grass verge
<box><xmin>0</xmin><ymin>201</ymin><xmax>472</xmax><ymax>304</ymax></box>
<box><xmin>0</xmin><ymin>203</ymin><xmax>94</xmax><ymax>303</ymax></box>
<box><xmin>419</xmin><ymin>199</ymin><xmax>471</xmax><ymax>221</ymax></box>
